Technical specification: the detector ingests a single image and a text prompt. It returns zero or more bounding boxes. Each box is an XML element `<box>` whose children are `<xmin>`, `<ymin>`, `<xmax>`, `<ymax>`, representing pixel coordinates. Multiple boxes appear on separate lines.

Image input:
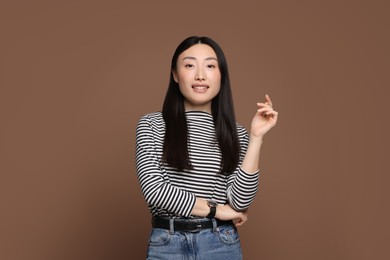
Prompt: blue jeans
<box><xmin>146</xmin><ymin>222</ymin><xmax>242</xmax><ymax>260</ymax></box>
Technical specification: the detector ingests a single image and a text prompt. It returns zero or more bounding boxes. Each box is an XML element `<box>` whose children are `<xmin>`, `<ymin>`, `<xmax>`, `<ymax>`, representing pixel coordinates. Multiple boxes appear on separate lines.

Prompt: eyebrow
<box><xmin>182</xmin><ymin>56</ymin><xmax>218</xmax><ymax>61</ymax></box>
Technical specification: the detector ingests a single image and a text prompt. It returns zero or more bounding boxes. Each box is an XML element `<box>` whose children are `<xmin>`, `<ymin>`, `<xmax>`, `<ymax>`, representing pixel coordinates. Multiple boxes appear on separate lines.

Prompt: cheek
<box><xmin>178</xmin><ymin>82</ymin><xmax>190</xmax><ymax>97</ymax></box>
<box><xmin>211</xmin><ymin>71</ymin><xmax>221</xmax><ymax>83</ymax></box>
<box><xmin>177</xmin><ymin>72</ymin><xmax>192</xmax><ymax>85</ymax></box>
<box><xmin>214</xmin><ymin>75</ymin><xmax>222</xmax><ymax>94</ymax></box>
<box><xmin>213</xmin><ymin>75</ymin><xmax>221</xmax><ymax>87</ymax></box>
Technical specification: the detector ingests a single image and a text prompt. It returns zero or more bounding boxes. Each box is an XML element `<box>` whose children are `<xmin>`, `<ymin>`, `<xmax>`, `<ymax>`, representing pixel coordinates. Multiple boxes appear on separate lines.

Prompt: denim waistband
<box><xmin>152</xmin><ymin>216</ymin><xmax>233</xmax><ymax>234</ymax></box>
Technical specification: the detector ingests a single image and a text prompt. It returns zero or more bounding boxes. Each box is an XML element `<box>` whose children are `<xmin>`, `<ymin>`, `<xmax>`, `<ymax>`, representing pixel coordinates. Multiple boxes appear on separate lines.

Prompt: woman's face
<box><xmin>173</xmin><ymin>44</ymin><xmax>221</xmax><ymax>113</ymax></box>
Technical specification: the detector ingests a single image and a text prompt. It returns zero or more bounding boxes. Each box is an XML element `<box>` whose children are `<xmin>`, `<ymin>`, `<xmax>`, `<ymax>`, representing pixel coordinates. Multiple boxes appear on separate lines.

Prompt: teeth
<box><xmin>192</xmin><ymin>85</ymin><xmax>208</xmax><ymax>89</ymax></box>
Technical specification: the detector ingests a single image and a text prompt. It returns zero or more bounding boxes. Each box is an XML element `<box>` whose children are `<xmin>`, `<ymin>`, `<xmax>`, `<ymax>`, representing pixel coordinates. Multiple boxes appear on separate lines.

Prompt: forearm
<box><xmin>240</xmin><ymin>135</ymin><xmax>263</xmax><ymax>173</ymax></box>
<box><xmin>191</xmin><ymin>198</ymin><xmax>245</xmax><ymax>222</ymax></box>
<box><xmin>241</xmin><ymin>93</ymin><xmax>278</xmax><ymax>172</ymax></box>
<box><xmin>191</xmin><ymin>198</ymin><xmax>210</xmax><ymax>217</ymax></box>
<box><xmin>185</xmin><ymin>136</ymin><xmax>262</xmax><ymax>217</ymax></box>
<box><xmin>226</xmin><ymin>134</ymin><xmax>261</xmax><ymax>211</ymax></box>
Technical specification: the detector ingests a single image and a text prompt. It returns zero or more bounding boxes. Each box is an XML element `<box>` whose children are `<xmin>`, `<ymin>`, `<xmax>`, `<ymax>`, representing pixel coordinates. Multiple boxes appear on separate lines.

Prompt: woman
<box><xmin>136</xmin><ymin>36</ymin><xmax>278</xmax><ymax>259</ymax></box>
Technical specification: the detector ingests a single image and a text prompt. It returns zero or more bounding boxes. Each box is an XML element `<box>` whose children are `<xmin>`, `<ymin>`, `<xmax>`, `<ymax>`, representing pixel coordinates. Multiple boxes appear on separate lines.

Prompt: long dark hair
<box><xmin>162</xmin><ymin>36</ymin><xmax>240</xmax><ymax>174</ymax></box>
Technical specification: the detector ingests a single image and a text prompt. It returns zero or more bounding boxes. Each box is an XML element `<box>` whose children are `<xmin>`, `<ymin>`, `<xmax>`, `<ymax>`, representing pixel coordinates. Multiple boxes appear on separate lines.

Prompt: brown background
<box><xmin>1</xmin><ymin>0</ymin><xmax>389</xmax><ymax>259</ymax></box>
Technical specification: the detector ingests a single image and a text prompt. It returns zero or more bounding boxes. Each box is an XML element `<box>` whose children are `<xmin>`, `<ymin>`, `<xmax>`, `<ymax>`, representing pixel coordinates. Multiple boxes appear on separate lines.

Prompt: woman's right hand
<box><xmin>216</xmin><ymin>204</ymin><xmax>248</xmax><ymax>227</ymax></box>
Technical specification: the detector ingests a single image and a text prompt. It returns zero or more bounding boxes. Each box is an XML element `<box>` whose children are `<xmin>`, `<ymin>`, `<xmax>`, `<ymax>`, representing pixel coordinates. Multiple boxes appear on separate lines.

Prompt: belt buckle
<box><xmin>191</xmin><ymin>223</ymin><xmax>203</xmax><ymax>233</ymax></box>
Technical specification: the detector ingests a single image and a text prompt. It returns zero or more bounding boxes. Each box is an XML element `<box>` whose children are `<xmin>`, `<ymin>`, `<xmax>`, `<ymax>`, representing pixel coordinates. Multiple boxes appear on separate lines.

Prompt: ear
<box><xmin>172</xmin><ymin>69</ymin><xmax>178</xmax><ymax>83</ymax></box>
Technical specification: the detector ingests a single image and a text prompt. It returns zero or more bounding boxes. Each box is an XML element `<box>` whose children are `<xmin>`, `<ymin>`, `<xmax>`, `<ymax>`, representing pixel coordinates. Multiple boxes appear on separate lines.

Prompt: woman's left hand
<box><xmin>250</xmin><ymin>94</ymin><xmax>278</xmax><ymax>138</ymax></box>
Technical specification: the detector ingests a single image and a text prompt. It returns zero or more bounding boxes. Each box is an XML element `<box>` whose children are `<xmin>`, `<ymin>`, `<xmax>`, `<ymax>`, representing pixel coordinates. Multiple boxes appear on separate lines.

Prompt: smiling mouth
<box><xmin>192</xmin><ymin>85</ymin><xmax>209</xmax><ymax>90</ymax></box>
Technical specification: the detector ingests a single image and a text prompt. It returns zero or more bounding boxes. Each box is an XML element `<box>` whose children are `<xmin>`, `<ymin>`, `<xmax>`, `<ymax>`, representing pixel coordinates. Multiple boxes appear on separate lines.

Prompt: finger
<box><xmin>257</xmin><ymin>102</ymin><xmax>271</xmax><ymax>108</ymax></box>
<box><xmin>234</xmin><ymin>218</ymin><xmax>245</xmax><ymax>227</ymax></box>
<box><xmin>264</xmin><ymin>112</ymin><xmax>278</xmax><ymax>124</ymax></box>
<box><xmin>257</xmin><ymin>106</ymin><xmax>273</xmax><ymax>112</ymax></box>
<box><xmin>257</xmin><ymin>107</ymin><xmax>278</xmax><ymax>114</ymax></box>
<box><xmin>271</xmin><ymin>111</ymin><xmax>279</xmax><ymax>122</ymax></box>
<box><xmin>257</xmin><ymin>103</ymin><xmax>272</xmax><ymax>112</ymax></box>
<box><xmin>257</xmin><ymin>107</ymin><xmax>274</xmax><ymax>115</ymax></box>
<box><xmin>263</xmin><ymin>111</ymin><xmax>278</xmax><ymax>119</ymax></box>
<box><xmin>265</xmin><ymin>94</ymin><xmax>273</xmax><ymax>108</ymax></box>
<box><xmin>267</xmin><ymin>110</ymin><xmax>278</xmax><ymax>116</ymax></box>
<box><xmin>261</xmin><ymin>110</ymin><xmax>278</xmax><ymax>120</ymax></box>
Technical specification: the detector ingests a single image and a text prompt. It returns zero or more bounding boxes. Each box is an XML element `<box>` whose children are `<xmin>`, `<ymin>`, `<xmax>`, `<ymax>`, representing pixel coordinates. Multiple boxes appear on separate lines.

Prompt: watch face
<box><xmin>208</xmin><ymin>199</ymin><xmax>217</xmax><ymax>207</ymax></box>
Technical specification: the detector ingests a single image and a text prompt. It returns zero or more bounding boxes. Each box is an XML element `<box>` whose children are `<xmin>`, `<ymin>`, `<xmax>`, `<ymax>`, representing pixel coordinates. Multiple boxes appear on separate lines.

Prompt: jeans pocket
<box><xmin>148</xmin><ymin>228</ymin><xmax>171</xmax><ymax>247</ymax></box>
<box><xmin>217</xmin><ymin>224</ymin><xmax>240</xmax><ymax>245</ymax></box>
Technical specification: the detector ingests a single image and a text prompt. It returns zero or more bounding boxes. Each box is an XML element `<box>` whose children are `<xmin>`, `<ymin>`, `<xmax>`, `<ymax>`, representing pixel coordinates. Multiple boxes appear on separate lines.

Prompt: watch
<box><xmin>206</xmin><ymin>199</ymin><xmax>217</xmax><ymax>219</ymax></box>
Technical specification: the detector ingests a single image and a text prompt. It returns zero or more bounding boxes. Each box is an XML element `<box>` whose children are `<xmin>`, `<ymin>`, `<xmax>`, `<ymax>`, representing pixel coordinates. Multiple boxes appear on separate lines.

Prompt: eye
<box><xmin>185</xmin><ymin>64</ymin><xmax>194</xmax><ymax>68</ymax></box>
<box><xmin>206</xmin><ymin>64</ymin><xmax>216</xmax><ymax>69</ymax></box>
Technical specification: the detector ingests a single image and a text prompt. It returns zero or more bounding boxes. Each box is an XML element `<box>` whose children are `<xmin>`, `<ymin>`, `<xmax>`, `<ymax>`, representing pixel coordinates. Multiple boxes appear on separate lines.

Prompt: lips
<box><xmin>192</xmin><ymin>85</ymin><xmax>209</xmax><ymax>92</ymax></box>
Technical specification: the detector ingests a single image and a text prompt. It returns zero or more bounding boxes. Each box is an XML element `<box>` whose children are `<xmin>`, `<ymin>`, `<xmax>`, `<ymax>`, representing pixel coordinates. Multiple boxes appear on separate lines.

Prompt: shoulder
<box><xmin>136</xmin><ymin>112</ymin><xmax>165</xmax><ymax>134</ymax></box>
<box><xmin>137</xmin><ymin>112</ymin><xmax>164</xmax><ymax>125</ymax></box>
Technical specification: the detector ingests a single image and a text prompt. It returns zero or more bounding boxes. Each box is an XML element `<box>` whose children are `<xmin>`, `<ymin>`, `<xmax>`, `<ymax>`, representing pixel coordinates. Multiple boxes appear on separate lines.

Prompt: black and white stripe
<box><xmin>135</xmin><ymin>111</ymin><xmax>259</xmax><ymax>217</ymax></box>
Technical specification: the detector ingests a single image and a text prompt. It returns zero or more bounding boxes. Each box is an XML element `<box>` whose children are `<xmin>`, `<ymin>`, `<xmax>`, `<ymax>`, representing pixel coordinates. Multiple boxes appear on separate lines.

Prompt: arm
<box><xmin>226</xmin><ymin>131</ymin><xmax>260</xmax><ymax>211</ymax></box>
<box><xmin>191</xmin><ymin>198</ymin><xmax>248</xmax><ymax>226</ymax></box>
<box><xmin>136</xmin><ymin>114</ymin><xmax>196</xmax><ymax>217</ymax></box>
<box><xmin>241</xmin><ymin>94</ymin><xmax>278</xmax><ymax>172</ymax></box>
<box><xmin>228</xmin><ymin>94</ymin><xmax>279</xmax><ymax>211</ymax></box>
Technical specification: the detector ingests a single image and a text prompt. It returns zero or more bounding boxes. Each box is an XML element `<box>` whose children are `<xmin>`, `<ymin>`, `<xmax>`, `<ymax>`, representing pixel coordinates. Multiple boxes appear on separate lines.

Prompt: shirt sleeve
<box><xmin>226</xmin><ymin>126</ymin><xmax>260</xmax><ymax>211</ymax></box>
<box><xmin>135</xmin><ymin>114</ymin><xmax>196</xmax><ymax>217</ymax></box>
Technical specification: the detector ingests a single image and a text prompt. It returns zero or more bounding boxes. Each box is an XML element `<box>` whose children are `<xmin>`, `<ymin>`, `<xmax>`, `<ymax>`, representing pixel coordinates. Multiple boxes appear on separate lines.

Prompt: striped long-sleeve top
<box><xmin>135</xmin><ymin>111</ymin><xmax>259</xmax><ymax>218</ymax></box>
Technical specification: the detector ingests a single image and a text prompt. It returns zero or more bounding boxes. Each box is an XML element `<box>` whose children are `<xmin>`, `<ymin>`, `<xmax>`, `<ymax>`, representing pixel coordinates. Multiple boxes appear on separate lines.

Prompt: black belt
<box><xmin>152</xmin><ymin>216</ymin><xmax>233</xmax><ymax>232</ymax></box>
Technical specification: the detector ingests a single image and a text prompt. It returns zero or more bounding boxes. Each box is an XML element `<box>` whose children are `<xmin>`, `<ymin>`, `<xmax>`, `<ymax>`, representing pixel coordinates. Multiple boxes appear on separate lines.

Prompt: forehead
<box><xmin>179</xmin><ymin>44</ymin><xmax>217</xmax><ymax>60</ymax></box>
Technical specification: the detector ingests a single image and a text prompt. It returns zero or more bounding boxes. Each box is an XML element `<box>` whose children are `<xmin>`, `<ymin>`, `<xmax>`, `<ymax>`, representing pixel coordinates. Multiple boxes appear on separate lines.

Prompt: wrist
<box><xmin>249</xmin><ymin>134</ymin><xmax>264</xmax><ymax>144</ymax></box>
<box><xmin>214</xmin><ymin>204</ymin><xmax>224</xmax><ymax>219</ymax></box>
<box><xmin>206</xmin><ymin>199</ymin><xmax>218</xmax><ymax>219</ymax></box>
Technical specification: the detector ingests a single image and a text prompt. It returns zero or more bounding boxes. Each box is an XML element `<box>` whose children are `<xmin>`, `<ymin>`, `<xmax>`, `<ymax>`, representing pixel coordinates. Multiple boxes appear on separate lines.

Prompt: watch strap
<box><xmin>206</xmin><ymin>206</ymin><xmax>216</xmax><ymax>219</ymax></box>
<box><xmin>206</xmin><ymin>200</ymin><xmax>217</xmax><ymax>219</ymax></box>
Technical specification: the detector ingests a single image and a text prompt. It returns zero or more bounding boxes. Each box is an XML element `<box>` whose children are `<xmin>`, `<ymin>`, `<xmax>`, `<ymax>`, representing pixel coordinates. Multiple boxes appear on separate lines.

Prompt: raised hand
<box><xmin>251</xmin><ymin>94</ymin><xmax>278</xmax><ymax>138</ymax></box>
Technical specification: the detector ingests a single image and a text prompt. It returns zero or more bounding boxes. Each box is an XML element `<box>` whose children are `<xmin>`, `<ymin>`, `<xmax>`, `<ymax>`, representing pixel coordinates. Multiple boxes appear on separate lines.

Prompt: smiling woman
<box><xmin>135</xmin><ymin>36</ymin><xmax>278</xmax><ymax>260</ymax></box>
<box><xmin>172</xmin><ymin>44</ymin><xmax>221</xmax><ymax>112</ymax></box>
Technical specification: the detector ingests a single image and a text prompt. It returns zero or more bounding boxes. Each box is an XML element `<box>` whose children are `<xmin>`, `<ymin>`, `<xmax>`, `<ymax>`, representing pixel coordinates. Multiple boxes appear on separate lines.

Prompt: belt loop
<box><xmin>211</xmin><ymin>218</ymin><xmax>217</xmax><ymax>233</ymax></box>
<box><xmin>169</xmin><ymin>218</ymin><xmax>175</xmax><ymax>234</ymax></box>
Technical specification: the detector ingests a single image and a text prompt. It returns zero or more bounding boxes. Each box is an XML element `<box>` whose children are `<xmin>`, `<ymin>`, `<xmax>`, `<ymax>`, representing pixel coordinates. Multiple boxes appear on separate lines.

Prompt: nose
<box><xmin>195</xmin><ymin>68</ymin><xmax>205</xmax><ymax>81</ymax></box>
